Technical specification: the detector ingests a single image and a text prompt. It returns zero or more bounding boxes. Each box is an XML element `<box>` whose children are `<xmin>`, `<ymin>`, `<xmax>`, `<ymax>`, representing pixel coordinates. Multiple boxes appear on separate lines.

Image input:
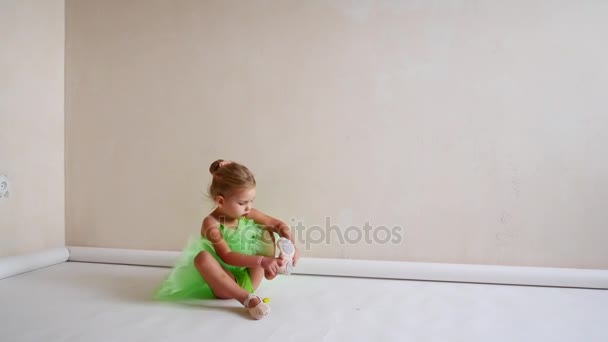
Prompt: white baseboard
<box><xmin>0</xmin><ymin>248</ymin><xmax>69</xmax><ymax>280</ymax></box>
<box><xmin>66</xmin><ymin>246</ymin><xmax>608</xmax><ymax>289</ymax></box>
<box><xmin>2</xmin><ymin>247</ymin><xmax>606</xmax><ymax>289</ymax></box>
<box><xmin>68</xmin><ymin>246</ymin><xmax>179</xmax><ymax>267</ymax></box>
<box><xmin>296</xmin><ymin>257</ymin><xmax>608</xmax><ymax>289</ymax></box>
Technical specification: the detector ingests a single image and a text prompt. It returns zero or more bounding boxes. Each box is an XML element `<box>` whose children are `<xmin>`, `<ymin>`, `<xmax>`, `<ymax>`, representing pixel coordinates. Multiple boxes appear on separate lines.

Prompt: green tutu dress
<box><xmin>154</xmin><ymin>217</ymin><xmax>275</xmax><ymax>301</ymax></box>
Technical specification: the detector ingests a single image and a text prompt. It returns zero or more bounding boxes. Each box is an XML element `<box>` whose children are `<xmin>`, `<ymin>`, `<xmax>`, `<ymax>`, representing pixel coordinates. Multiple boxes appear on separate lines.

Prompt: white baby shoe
<box><xmin>244</xmin><ymin>294</ymin><xmax>270</xmax><ymax>320</ymax></box>
<box><xmin>276</xmin><ymin>237</ymin><xmax>295</xmax><ymax>275</ymax></box>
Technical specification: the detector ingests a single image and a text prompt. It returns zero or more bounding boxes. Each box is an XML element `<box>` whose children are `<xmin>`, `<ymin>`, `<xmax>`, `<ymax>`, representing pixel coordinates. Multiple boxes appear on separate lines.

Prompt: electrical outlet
<box><xmin>0</xmin><ymin>175</ymin><xmax>9</xmax><ymax>198</ymax></box>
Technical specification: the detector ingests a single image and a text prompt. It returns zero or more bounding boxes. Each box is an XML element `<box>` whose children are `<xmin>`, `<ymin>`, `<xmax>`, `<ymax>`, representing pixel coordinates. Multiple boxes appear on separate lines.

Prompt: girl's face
<box><xmin>218</xmin><ymin>187</ymin><xmax>256</xmax><ymax>219</ymax></box>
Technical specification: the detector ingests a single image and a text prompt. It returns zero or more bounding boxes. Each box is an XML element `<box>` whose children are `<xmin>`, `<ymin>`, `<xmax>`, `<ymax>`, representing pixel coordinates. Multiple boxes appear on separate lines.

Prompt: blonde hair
<box><xmin>208</xmin><ymin>159</ymin><xmax>256</xmax><ymax>199</ymax></box>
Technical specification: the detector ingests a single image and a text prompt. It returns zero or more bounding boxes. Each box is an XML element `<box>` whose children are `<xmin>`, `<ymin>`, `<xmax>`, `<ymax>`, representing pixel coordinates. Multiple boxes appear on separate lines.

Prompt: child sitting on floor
<box><xmin>154</xmin><ymin>159</ymin><xmax>299</xmax><ymax>319</ymax></box>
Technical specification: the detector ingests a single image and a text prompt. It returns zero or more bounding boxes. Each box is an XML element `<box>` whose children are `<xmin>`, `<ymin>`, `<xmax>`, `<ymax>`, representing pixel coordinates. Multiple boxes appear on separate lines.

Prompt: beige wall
<box><xmin>0</xmin><ymin>0</ymin><xmax>65</xmax><ymax>257</ymax></box>
<box><xmin>66</xmin><ymin>0</ymin><xmax>608</xmax><ymax>269</ymax></box>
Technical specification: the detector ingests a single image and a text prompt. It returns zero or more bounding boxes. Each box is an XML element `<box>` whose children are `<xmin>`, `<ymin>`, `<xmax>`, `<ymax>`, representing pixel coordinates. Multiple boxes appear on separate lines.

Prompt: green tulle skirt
<box><xmin>153</xmin><ymin>217</ymin><xmax>275</xmax><ymax>301</ymax></box>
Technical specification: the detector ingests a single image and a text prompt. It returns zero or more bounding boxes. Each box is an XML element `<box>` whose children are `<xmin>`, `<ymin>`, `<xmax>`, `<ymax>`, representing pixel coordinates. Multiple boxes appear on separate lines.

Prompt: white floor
<box><xmin>0</xmin><ymin>261</ymin><xmax>607</xmax><ymax>342</ymax></box>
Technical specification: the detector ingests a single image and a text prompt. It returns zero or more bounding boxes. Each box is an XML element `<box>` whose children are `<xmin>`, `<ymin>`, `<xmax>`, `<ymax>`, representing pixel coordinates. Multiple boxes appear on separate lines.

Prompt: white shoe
<box><xmin>276</xmin><ymin>237</ymin><xmax>295</xmax><ymax>275</ymax></box>
<box><xmin>244</xmin><ymin>294</ymin><xmax>270</xmax><ymax>320</ymax></box>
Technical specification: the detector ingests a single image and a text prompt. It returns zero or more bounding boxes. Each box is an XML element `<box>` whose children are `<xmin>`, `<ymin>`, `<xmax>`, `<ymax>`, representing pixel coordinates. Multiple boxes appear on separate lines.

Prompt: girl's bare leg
<box><xmin>193</xmin><ymin>251</ymin><xmax>260</xmax><ymax>308</ymax></box>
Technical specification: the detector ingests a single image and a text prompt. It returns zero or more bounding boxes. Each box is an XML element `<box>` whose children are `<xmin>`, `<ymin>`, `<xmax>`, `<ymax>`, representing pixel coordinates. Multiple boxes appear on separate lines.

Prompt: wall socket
<box><xmin>0</xmin><ymin>174</ymin><xmax>9</xmax><ymax>198</ymax></box>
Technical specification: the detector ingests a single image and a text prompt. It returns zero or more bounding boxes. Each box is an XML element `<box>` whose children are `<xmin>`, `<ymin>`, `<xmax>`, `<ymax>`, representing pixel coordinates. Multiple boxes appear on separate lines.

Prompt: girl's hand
<box><xmin>260</xmin><ymin>256</ymin><xmax>285</xmax><ymax>277</ymax></box>
<box><xmin>293</xmin><ymin>246</ymin><xmax>300</xmax><ymax>267</ymax></box>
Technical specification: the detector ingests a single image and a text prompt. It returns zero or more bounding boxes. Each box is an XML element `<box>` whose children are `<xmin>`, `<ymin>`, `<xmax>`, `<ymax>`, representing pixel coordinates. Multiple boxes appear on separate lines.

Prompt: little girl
<box><xmin>154</xmin><ymin>159</ymin><xmax>299</xmax><ymax>320</ymax></box>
